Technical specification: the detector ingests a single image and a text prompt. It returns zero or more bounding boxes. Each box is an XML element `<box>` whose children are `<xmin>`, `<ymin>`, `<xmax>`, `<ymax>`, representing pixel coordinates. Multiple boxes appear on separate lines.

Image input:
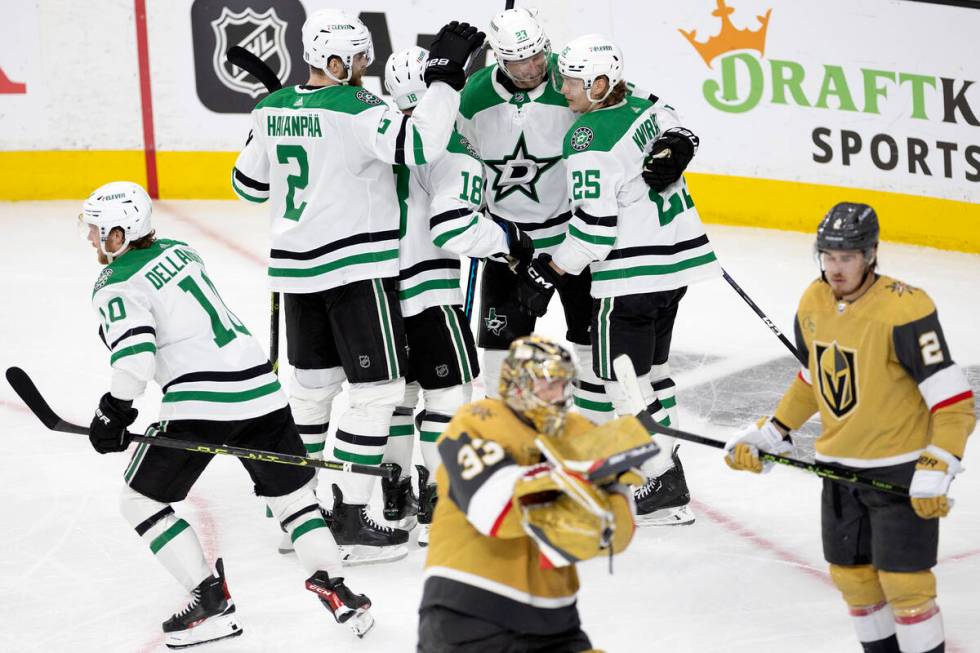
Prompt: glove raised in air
<box><xmin>424</xmin><ymin>21</ymin><xmax>486</xmax><ymax>90</ymax></box>
<box><xmin>642</xmin><ymin>127</ymin><xmax>699</xmax><ymax>193</ymax></box>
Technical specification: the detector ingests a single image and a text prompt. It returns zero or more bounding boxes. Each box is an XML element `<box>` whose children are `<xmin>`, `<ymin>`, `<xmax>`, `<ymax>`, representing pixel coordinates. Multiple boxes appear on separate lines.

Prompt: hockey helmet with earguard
<box><xmin>384</xmin><ymin>47</ymin><xmax>428</xmax><ymax>110</ymax></box>
<box><xmin>486</xmin><ymin>7</ymin><xmax>551</xmax><ymax>83</ymax></box>
<box><xmin>555</xmin><ymin>34</ymin><xmax>624</xmax><ymax>104</ymax></box>
<box><xmin>80</xmin><ymin>181</ymin><xmax>152</xmax><ymax>262</ymax></box>
<box><xmin>302</xmin><ymin>10</ymin><xmax>375</xmax><ymax>84</ymax></box>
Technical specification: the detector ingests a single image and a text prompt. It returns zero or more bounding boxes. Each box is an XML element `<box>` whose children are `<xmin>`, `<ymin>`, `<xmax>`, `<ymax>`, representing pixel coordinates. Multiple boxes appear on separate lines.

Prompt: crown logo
<box><xmin>679</xmin><ymin>0</ymin><xmax>772</xmax><ymax>68</ymax></box>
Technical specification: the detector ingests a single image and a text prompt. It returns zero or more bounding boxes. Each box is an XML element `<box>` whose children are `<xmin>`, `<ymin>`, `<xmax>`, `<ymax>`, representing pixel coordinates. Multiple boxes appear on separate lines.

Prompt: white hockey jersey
<box><xmin>92</xmin><ymin>239</ymin><xmax>285</xmax><ymax>422</ymax></box>
<box><xmin>551</xmin><ymin>95</ymin><xmax>720</xmax><ymax>298</ymax></box>
<box><xmin>233</xmin><ymin>82</ymin><xmax>459</xmax><ymax>294</ymax></box>
<box><xmin>395</xmin><ymin>130</ymin><xmax>508</xmax><ymax>317</ymax></box>
<box><xmin>456</xmin><ymin>60</ymin><xmax>574</xmax><ymax>255</ymax></box>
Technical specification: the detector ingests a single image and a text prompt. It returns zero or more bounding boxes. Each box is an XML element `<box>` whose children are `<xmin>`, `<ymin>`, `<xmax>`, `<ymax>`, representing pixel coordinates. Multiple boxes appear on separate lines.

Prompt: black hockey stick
<box><xmin>226</xmin><ymin>46</ymin><xmax>284</xmax><ymax>373</ymax></box>
<box><xmin>5</xmin><ymin>367</ymin><xmax>396</xmax><ymax>482</ymax></box>
<box><xmin>611</xmin><ymin>356</ymin><xmax>909</xmax><ymax>496</ymax></box>
<box><xmin>721</xmin><ymin>268</ymin><xmax>806</xmax><ymax>367</ymax></box>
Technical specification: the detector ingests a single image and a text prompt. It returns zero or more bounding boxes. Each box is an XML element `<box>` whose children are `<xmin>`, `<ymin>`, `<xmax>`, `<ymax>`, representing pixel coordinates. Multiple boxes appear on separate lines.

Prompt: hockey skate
<box><xmin>381</xmin><ymin>464</ymin><xmax>418</xmax><ymax>530</ymax></box>
<box><xmin>162</xmin><ymin>558</ymin><xmax>242</xmax><ymax>649</ymax></box>
<box><xmin>416</xmin><ymin>464</ymin><xmax>437</xmax><ymax>547</ymax></box>
<box><xmin>305</xmin><ymin>571</ymin><xmax>374</xmax><ymax>638</ymax></box>
<box><xmin>328</xmin><ymin>484</ymin><xmax>409</xmax><ymax>566</ymax></box>
<box><xmin>634</xmin><ymin>450</ymin><xmax>695</xmax><ymax>526</ymax></box>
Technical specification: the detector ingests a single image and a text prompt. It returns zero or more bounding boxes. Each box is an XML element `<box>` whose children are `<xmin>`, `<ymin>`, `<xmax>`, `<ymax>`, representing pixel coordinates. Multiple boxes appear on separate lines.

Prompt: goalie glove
<box><xmin>642</xmin><ymin>127</ymin><xmax>699</xmax><ymax>192</ymax></box>
<box><xmin>723</xmin><ymin>418</ymin><xmax>792</xmax><ymax>474</ymax></box>
<box><xmin>89</xmin><ymin>393</ymin><xmax>137</xmax><ymax>454</ymax></box>
<box><xmin>424</xmin><ymin>21</ymin><xmax>486</xmax><ymax>90</ymax></box>
<box><xmin>537</xmin><ymin>415</ymin><xmax>653</xmax><ymax>486</ymax></box>
<box><xmin>909</xmin><ymin>445</ymin><xmax>963</xmax><ymax>519</ymax></box>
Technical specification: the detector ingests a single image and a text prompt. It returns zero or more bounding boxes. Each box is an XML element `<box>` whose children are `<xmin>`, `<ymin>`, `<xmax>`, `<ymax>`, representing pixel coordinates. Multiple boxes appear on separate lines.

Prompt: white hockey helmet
<box><xmin>556</xmin><ymin>34</ymin><xmax>624</xmax><ymax>104</ymax></box>
<box><xmin>384</xmin><ymin>46</ymin><xmax>428</xmax><ymax>110</ymax></box>
<box><xmin>486</xmin><ymin>7</ymin><xmax>551</xmax><ymax>82</ymax></box>
<box><xmin>302</xmin><ymin>9</ymin><xmax>375</xmax><ymax>84</ymax></box>
<box><xmin>80</xmin><ymin>181</ymin><xmax>153</xmax><ymax>262</ymax></box>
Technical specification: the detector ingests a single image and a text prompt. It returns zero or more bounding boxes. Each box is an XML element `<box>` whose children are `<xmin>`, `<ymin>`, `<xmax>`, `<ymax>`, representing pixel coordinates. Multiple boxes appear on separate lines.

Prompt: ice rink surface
<box><xmin>1</xmin><ymin>200</ymin><xmax>978</xmax><ymax>653</ymax></box>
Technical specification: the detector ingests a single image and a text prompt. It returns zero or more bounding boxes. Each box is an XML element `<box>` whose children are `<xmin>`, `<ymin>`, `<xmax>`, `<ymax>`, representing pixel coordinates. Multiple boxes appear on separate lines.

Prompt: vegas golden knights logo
<box><xmin>814</xmin><ymin>340</ymin><xmax>859</xmax><ymax>419</ymax></box>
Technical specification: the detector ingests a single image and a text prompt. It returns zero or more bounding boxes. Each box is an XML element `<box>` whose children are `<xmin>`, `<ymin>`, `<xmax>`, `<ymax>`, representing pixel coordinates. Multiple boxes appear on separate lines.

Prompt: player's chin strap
<box><xmin>102</xmin><ymin>241</ymin><xmax>130</xmax><ymax>264</ymax></box>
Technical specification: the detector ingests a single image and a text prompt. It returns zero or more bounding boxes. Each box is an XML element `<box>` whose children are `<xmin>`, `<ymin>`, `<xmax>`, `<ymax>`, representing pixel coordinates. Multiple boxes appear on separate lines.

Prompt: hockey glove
<box><xmin>89</xmin><ymin>393</ymin><xmax>137</xmax><ymax>454</ymax></box>
<box><xmin>724</xmin><ymin>418</ymin><xmax>792</xmax><ymax>474</ymax></box>
<box><xmin>517</xmin><ymin>254</ymin><xmax>562</xmax><ymax>317</ymax></box>
<box><xmin>909</xmin><ymin>445</ymin><xmax>963</xmax><ymax>519</ymax></box>
<box><xmin>424</xmin><ymin>22</ymin><xmax>486</xmax><ymax>90</ymax></box>
<box><xmin>492</xmin><ymin>217</ymin><xmax>534</xmax><ymax>269</ymax></box>
<box><xmin>642</xmin><ymin>127</ymin><xmax>700</xmax><ymax>193</ymax></box>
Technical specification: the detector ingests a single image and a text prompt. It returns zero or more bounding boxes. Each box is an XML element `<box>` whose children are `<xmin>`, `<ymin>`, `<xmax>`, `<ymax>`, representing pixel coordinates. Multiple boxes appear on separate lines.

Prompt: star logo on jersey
<box><xmin>483</xmin><ymin>133</ymin><xmax>561</xmax><ymax>203</ymax></box>
<box><xmin>484</xmin><ymin>307</ymin><xmax>509</xmax><ymax>336</ymax></box>
<box><xmin>814</xmin><ymin>340</ymin><xmax>859</xmax><ymax>419</ymax></box>
<box><xmin>569</xmin><ymin>126</ymin><xmax>594</xmax><ymax>152</ymax></box>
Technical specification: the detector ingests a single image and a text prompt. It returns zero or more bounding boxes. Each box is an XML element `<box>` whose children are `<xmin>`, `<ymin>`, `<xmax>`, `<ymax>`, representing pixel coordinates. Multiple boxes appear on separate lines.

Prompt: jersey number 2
<box><xmin>277</xmin><ymin>144</ymin><xmax>309</xmax><ymax>222</ymax></box>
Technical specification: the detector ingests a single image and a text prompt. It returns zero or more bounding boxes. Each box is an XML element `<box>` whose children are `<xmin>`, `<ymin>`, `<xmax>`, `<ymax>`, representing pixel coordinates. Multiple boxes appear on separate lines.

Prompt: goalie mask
<box><xmin>499</xmin><ymin>335</ymin><xmax>576</xmax><ymax>435</ymax></box>
<box><xmin>302</xmin><ymin>9</ymin><xmax>375</xmax><ymax>84</ymax></box>
<box><xmin>486</xmin><ymin>7</ymin><xmax>551</xmax><ymax>84</ymax></box>
<box><xmin>554</xmin><ymin>34</ymin><xmax>624</xmax><ymax>105</ymax></box>
<box><xmin>80</xmin><ymin>181</ymin><xmax>153</xmax><ymax>263</ymax></box>
<box><xmin>384</xmin><ymin>46</ymin><xmax>428</xmax><ymax>110</ymax></box>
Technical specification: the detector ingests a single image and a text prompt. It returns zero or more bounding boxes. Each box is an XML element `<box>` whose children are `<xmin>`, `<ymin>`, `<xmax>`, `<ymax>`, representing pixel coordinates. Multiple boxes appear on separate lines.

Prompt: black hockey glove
<box><xmin>89</xmin><ymin>393</ymin><xmax>137</xmax><ymax>454</ymax></box>
<box><xmin>493</xmin><ymin>217</ymin><xmax>534</xmax><ymax>269</ymax></box>
<box><xmin>517</xmin><ymin>254</ymin><xmax>563</xmax><ymax>318</ymax></box>
<box><xmin>424</xmin><ymin>21</ymin><xmax>486</xmax><ymax>90</ymax></box>
<box><xmin>642</xmin><ymin>127</ymin><xmax>700</xmax><ymax>193</ymax></box>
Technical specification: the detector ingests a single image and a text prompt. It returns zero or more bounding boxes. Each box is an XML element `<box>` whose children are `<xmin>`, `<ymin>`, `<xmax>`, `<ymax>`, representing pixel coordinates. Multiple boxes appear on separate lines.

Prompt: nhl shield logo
<box><xmin>211</xmin><ymin>7</ymin><xmax>290</xmax><ymax>98</ymax></box>
<box><xmin>814</xmin><ymin>340</ymin><xmax>859</xmax><ymax>419</ymax></box>
<box><xmin>359</xmin><ymin>355</ymin><xmax>371</xmax><ymax>368</ymax></box>
<box><xmin>435</xmin><ymin>364</ymin><xmax>449</xmax><ymax>378</ymax></box>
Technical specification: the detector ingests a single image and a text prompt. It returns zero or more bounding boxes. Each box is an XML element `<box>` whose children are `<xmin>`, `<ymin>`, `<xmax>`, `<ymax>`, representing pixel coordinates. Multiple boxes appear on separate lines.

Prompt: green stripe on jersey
<box><xmin>531</xmin><ymin>233</ymin><xmax>566</xmax><ymax>248</ymax></box>
<box><xmin>592</xmin><ymin>252</ymin><xmax>718</xmax><ymax>281</ymax></box>
<box><xmin>433</xmin><ymin>217</ymin><xmax>478</xmax><ymax>248</ymax></box>
<box><xmin>162</xmin><ymin>380</ymin><xmax>281</xmax><ymax>404</ymax></box>
<box><xmin>399</xmin><ymin>278</ymin><xmax>459</xmax><ymax>300</ymax></box>
<box><xmin>442</xmin><ymin>306</ymin><xmax>472</xmax><ymax>382</ymax></box>
<box><xmin>373</xmin><ymin>279</ymin><xmax>399</xmax><ymax>378</ymax></box>
<box><xmin>268</xmin><ymin>249</ymin><xmax>398</xmax><ymax>278</ymax></box>
<box><xmin>111</xmin><ymin>342</ymin><xmax>157</xmax><ymax>365</ymax></box>
<box><xmin>150</xmin><ymin>519</ymin><xmax>190</xmax><ymax>554</ymax></box>
<box><xmin>231</xmin><ymin>172</ymin><xmax>268</xmax><ymax>203</ymax></box>
<box><xmin>568</xmin><ymin>224</ymin><xmax>616</xmax><ymax>246</ymax></box>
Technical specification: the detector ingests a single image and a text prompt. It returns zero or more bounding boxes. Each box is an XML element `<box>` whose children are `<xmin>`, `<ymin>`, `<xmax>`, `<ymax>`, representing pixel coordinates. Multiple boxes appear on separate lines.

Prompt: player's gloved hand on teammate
<box><xmin>492</xmin><ymin>217</ymin><xmax>534</xmax><ymax>269</ymax></box>
<box><xmin>724</xmin><ymin>417</ymin><xmax>793</xmax><ymax>474</ymax></box>
<box><xmin>424</xmin><ymin>21</ymin><xmax>486</xmax><ymax>90</ymax></box>
<box><xmin>909</xmin><ymin>445</ymin><xmax>962</xmax><ymax>519</ymax></box>
<box><xmin>89</xmin><ymin>392</ymin><xmax>137</xmax><ymax>454</ymax></box>
<box><xmin>517</xmin><ymin>254</ymin><xmax>563</xmax><ymax>317</ymax></box>
<box><xmin>642</xmin><ymin>127</ymin><xmax>700</xmax><ymax>193</ymax></box>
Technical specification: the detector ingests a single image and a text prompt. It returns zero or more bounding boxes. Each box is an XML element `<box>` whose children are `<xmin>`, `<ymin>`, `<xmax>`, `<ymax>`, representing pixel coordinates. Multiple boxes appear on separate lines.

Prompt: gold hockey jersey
<box><xmin>420</xmin><ymin>399</ymin><xmax>633</xmax><ymax>635</ymax></box>
<box><xmin>774</xmin><ymin>276</ymin><xmax>975</xmax><ymax>468</ymax></box>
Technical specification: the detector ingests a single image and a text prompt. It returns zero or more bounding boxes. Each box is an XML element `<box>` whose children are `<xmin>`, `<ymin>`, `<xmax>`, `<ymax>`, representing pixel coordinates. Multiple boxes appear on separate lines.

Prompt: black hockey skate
<box><xmin>416</xmin><ymin>464</ymin><xmax>438</xmax><ymax>547</ymax></box>
<box><xmin>305</xmin><ymin>571</ymin><xmax>374</xmax><ymax>638</ymax></box>
<box><xmin>162</xmin><ymin>558</ymin><xmax>242</xmax><ymax>649</ymax></box>
<box><xmin>329</xmin><ymin>484</ymin><xmax>408</xmax><ymax>565</ymax></box>
<box><xmin>634</xmin><ymin>449</ymin><xmax>695</xmax><ymax>526</ymax></box>
<box><xmin>381</xmin><ymin>463</ymin><xmax>418</xmax><ymax>528</ymax></box>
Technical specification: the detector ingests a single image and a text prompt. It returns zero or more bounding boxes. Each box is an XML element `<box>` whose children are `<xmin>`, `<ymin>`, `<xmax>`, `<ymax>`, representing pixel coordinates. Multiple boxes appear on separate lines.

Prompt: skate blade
<box><xmin>417</xmin><ymin>525</ymin><xmax>430</xmax><ymax>548</ymax></box>
<box><xmin>347</xmin><ymin>609</ymin><xmax>375</xmax><ymax>638</ymax></box>
<box><xmin>635</xmin><ymin>505</ymin><xmax>696</xmax><ymax>527</ymax></box>
<box><xmin>339</xmin><ymin>544</ymin><xmax>408</xmax><ymax>566</ymax></box>
<box><xmin>164</xmin><ymin>614</ymin><xmax>243</xmax><ymax>649</ymax></box>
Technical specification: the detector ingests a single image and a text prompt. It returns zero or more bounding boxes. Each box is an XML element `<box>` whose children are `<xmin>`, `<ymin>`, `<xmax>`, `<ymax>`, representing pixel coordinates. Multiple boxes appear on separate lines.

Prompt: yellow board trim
<box><xmin>1</xmin><ymin>151</ymin><xmax>977</xmax><ymax>253</ymax></box>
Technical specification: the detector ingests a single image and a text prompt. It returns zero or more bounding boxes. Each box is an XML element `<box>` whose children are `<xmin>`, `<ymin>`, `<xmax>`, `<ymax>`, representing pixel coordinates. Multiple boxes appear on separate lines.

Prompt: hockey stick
<box><xmin>611</xmin><ymin>355</ymin><xmax>909</xmax><ymax>496</ymax></box>
<box><xmin>721</xmin><ymin>268</ymin><xmax>805</xmax><ymax>367</ymax></box>
<box><xmin>225</xmin><ymin>46</ymin><xmax>284</xmax><ymax>373</ymax></box>
<box><xmin>5</xmin><ymin>367</ymin><xmax>396</xmax><ymax>482</ymax></box>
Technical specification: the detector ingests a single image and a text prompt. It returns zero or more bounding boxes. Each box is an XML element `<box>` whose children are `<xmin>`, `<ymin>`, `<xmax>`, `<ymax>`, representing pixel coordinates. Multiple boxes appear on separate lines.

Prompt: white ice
<box><xmin>1</xmin><ymin>200</ymin><xmax>978</xmax><ymax>653</ymax></box>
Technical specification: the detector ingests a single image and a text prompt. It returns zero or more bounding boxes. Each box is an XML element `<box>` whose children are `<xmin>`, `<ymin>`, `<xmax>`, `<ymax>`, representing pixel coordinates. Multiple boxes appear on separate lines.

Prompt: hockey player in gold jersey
<box><xmin>725</xmin><ymin>203</ymin><xmax>975</xmax><ymax>653</ymax></box>
<box><xmin>417</xmin><ymin>336</ymin><xmax>649</xmax><ymax>652</ymax></box>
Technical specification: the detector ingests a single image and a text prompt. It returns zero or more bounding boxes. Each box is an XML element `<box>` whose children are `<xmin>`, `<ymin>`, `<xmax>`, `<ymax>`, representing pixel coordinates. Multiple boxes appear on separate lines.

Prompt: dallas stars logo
<box><xmin>483</xmin><ymin>133</ymin><xmax>561</xmax><ymax>203</ymax></box>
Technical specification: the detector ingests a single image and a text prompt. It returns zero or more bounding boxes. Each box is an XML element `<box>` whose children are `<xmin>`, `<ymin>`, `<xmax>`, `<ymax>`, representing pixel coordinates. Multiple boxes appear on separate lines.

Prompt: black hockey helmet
<box><xmin>815</xmin><ymin>202</ymin><xmax>879</xmax><ymax>253</ymax></box>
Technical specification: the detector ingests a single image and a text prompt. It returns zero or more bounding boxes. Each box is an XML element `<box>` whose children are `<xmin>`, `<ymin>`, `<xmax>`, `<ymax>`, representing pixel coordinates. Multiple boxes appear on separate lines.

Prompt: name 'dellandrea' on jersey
<box><xmin>144</xmin><ymin>248</ymin><xmax>204</xmax><ymax>290</ymax></box>
<box><xmin>267</xmin><ymin>114</ymin><xmax>323</xmax><ymax>138</ymax></box>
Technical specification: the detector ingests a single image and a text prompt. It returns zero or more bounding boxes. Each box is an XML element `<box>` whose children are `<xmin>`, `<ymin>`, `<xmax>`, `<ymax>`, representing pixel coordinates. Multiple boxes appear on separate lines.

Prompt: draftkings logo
<box><xmin>191</xmin><ymin>0</ymin><xmax>306</xmax><ymax>113</ymax></box>
<box><xmin>814</xmin><ymin>340</ymin><xmax>859</xmax><ymax>419</ymax></box>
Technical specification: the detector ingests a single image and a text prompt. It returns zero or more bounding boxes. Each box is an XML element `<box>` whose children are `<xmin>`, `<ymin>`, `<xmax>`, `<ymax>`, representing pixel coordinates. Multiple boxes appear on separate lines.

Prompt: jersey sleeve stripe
<box><xmin>110</xmin><ymin>342</ymin><xmax>157</xmax><ymax>365</ymax></box>
<box><xmin>233</xmin><ymin>167</ymin><xmax>270</xmax><ymax>191</ymax></box>
<box><xmin>230</xmin><ymin>170</ymin><xmax>269</xmax><ymax>203</ymax></box>
<box><xmin>798</xmin><ymin>368</ymin><xmax>812</xmax><ymax>385</ymax></box>
<box><xmin>110</xmin><ymin>325</ymin><xmax>157</xmax><ymax>350</ymax></box>
<box><xmin>394</xmin><ymin>114</ymin><xmax>409</xmax><ymax>166</ymax></box>
<box><xmin>465</xmin><ymin>464</ymin><xmax>525</xmax><ymax>536</ymax></box>
<box><xmin>489</xmin><ymin>499</ymin><xmax>513</xmax><ymax>537</ymax></box>
<box><xmin>433</xmin><ymin>216</ymin><xmax>479</xmax><ymax>248</ymax></box>
<box><xmin>568</xmin><ymin>223</ymin><xmax>616</xmax><ymax>246</ymax></box>
<box><xmin>918</xmin><ymin>364</ymin><xmax>972</xmax><ymax>411</ymax></box>
<box><xmin>430</xmin><ymin>208</ymin><xmax>472</xmax><ymax>228</ymax></box>
<box><xmin>573</xmin><ymin>208</ymin><xmax>617</xmax><ymax>227</ymax></box>
<box><xmin>931</xmin><ymin>390</ymin><xmax>974</xmax><ymax>413</ymax></box>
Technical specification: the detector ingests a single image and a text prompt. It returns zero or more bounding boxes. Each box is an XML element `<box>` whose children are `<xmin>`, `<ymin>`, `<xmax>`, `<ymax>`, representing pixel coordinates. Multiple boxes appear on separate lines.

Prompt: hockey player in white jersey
<box><xmin>381</xmin><ymin>47</ymin><xmax>534</xmax><ymax>545</ymax></box>
<box><xmin>232</xmin><ymin>11</ymin><xmax>485</xmax><ymax>558</ymax></box>
<box><xmin>517</xmin><ymin>35</ymin><xmax>719</xmax><ymax>526</ymax></box>
<box><xmin>81</xmin><ymin>182</ymin><xmax>374</xmax><ymax>646</ymax></box>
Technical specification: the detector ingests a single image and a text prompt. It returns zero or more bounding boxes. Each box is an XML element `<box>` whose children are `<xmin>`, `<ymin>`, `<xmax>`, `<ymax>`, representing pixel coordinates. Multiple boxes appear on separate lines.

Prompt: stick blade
<box><xmin>5</xmin><ymin>367</ymin><xmax>87</xmax><ymax>434</ymax></box>
<box><xmin>611</xmin><ymin>355</ymin><xmax>646</xmax><ymax>414</ymax></box>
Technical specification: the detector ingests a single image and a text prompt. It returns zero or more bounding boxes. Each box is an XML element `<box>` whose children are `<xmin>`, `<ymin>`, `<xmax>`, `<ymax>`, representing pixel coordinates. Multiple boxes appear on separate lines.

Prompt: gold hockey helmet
<box><xmin>499</xmin><ymin>335</ymin><xmax>576</xmax><ymax>435</ymax></box>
